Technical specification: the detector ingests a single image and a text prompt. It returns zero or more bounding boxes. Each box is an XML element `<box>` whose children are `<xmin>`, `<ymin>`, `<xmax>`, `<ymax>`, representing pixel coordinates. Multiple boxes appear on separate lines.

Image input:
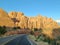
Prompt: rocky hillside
<box><xmin>0</xmin><ymin>9</ymin><xmax>59</xmax><ymax>38</ymax></box>
<box><xmin>0</xmin><ymin>9</ymin><xmax>58</xmax><ymax>29</ymax></box>
<box><xmin>8</xmin><ymin>12</ymin><xmax>58</xmax><ymax>29</ymax></box>
<box><xmin>0</xmin><ymin>9</ymin><xmax>14</xmax><ymax>27</ymax></box>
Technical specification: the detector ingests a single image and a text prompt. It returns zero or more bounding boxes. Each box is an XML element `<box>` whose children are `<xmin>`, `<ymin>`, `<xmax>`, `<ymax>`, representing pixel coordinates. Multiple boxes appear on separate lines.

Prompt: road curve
<box><xmin>5</xmin><ymin>34</ymin><xmax>36</xmax><ymax>45</ymax></box>
<box><xmin>0</xmin><ymin>34</ymin><xmax>22</xmax><ymax>45</ymax></box>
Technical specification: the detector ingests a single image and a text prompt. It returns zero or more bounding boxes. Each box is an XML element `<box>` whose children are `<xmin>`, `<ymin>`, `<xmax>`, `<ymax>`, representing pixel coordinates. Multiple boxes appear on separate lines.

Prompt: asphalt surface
<box><xmin>0</xmin><ymin>35</ymin><xmax>22</xmax><ymax>45</ymax></box>
<box><xmin>5</xmin><ymin>34</ymin><xmax>31</xmax><ymax>45</ymax></box>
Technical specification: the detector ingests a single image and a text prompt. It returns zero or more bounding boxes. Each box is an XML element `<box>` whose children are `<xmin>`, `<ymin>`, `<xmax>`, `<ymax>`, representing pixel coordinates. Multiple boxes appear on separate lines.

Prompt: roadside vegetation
<box><xmin>0</xmin><ymin>26</ymin><xmax>7</xmax><ymax>36</ymax></box>
<box><xmin>13</xmin><ymin>27</ymin><xmax>21</xmax><ymax>30</ymax></box>
<box><xmin>29</xmin><ymin>28</ymin><xmax>60</xmax><ymax>45</ymax></box>
<box><xmin>0</xmin><ymin>25</ymin><xmax>60</xmax><ymax>45</ymax></box>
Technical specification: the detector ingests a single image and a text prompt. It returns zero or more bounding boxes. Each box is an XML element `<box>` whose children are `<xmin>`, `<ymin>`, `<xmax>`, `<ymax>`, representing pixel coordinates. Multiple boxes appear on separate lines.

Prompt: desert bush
<box><xmin>43</xmin><ymin>37</ymin><xmax>51</xmax><ymax>43</ymax></box>
<box><xmin>38</xmin><ymin>28</ymin><xmax>43</xmax><ymax>33</ymax></box>
<box><xmin>43</xmin><ymin>36</ymin><xmax>57</xmax><ymax>45</ymax></box>
<box><xmin>34</xmin><ymin>28</ymin><xmax>38</xmax><ymax>31</ymax></box>
<box><xmin>16</xmin><ymin>27</ymin><xmax>21</xmax><ymax>29</ymax></box>
<box><xmin>13</xmin><ymin>27</ymin><xmax>21</xmax><ymax>30</ymax></box>
<box><xmin>0</xmin><ymin>26</ymin><xmax>7</xmax><ymax>35</ymax></box>
<box><xmin>30</xmin><ymin>31</ymin><xmax>34</xmax><ymax>35</ymax></box>
<box><xmin>35</xmin><ymin>34</ymin><xmax>46</xmax><ymax>42</ymax></box>
<box><xmin>13</xmin><ymin>27</ymin><xmax>17</xmax><ymax>30</ymax></box>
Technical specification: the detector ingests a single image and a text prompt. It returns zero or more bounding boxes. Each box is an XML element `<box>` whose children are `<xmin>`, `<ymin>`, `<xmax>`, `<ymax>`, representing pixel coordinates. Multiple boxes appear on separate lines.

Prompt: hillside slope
<box><xmin>0</xmin><ymin>9</ymin><xmax>14</xmax><ymax>27</ymax></box>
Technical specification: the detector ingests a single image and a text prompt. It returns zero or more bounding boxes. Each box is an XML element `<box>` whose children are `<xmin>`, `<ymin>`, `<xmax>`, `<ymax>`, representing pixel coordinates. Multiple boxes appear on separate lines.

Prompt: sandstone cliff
<box><xmin>0</xmin><ymin>9</ymin><xmax>59</xmax><ymax>38</ymax></box>
<box><xmin>0</xmin><ymin>9</ymin><xmax>14</xmax><ymax>27</ymax></box>
<box><xmin>8</xmin><ymin>12</ymin><xmax>28</xmax><ymax>28</ymax></box>
<box><xmin>0</xmin><ymin>9</ymin><xmax>58</xmax><ymax>29</ymax></box>
<box><xmin>8</xmin><ymin>11</ymin><xmax>58</xmax><ymax>30</ymax></box>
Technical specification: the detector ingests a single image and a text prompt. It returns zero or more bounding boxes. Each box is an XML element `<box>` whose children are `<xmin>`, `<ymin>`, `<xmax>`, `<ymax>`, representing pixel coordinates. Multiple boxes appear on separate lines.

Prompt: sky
<box><xmin>0</xmin><ymin>0</ymin><xmax>60</xmax><ymax>20</ymax></box>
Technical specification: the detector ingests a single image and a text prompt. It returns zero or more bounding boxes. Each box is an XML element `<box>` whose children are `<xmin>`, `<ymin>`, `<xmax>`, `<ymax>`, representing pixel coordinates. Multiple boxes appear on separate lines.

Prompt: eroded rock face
<box><xmin>43</xmin><ymin>17</ymin><xmax>58</xmax><ymax>29</ymax></box>
<box><xmin>8</xmin><ymin>12</ymin><xmax>28</xmax><ymax>28</ymax></box>
<box><xmin>0</xmin><ymin>9</ymin><xmax>59</xmax><ymax>38</ymax></box>
<box><xmin>0</xmin><ymin>9</ymin><xmax>14</xmax><ymax>27</ymax></box>
<box><xmin>8</xmin><ymin>12</ymin><xmax>17</xmax><ymax>18</ymax></box>
<box><xmin>0</xmin><ymin>9</ymin><xmax>58</xmax><ymax>30</ymax></box>
<box><xmin>18</xmin><ymin>16</ymin><xmax>28</xmax><ymax>28</ymax></box>
<box><xmin>8</xmin><ymin>11</ymin><xmax>58</xmax><ymax>29</ymax></box>
<box><xmin>28</xmin><ymin>15</ymin><xmax>43</xmax><ymax>29</ymax></box>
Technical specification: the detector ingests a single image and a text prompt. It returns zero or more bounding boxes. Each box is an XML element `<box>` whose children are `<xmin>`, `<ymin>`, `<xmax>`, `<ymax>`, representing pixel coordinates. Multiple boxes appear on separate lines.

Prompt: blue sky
<box><xmin>0</xmin><ymin>0</ymin><xmax>60</xmax><ymax>20</ymax></box>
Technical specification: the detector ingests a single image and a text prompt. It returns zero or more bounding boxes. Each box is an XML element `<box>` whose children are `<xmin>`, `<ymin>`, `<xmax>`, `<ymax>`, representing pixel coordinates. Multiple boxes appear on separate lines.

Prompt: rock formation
<box><xmin>0</xmin><ymin>9</ymin><xmax>14</xmax><ymax>27</ymax></box>
<box><xmin>0</xmin><ymin>8</ymin><xmax>59</xmax><ymax>38</ymax></box>
<box><xmin>8</xmin><ymin>11</ymin><xmax>58</xmax><ymax>30</ymax></box>
<box><xmin>8</xmin><ymin>12</ymin><xmax>28</xmax><ymax>28</ymax></box>
<box><xmin>0</xmin><ymin>8</ymin><xmax>59</xmax><ymax>30</ymax></box>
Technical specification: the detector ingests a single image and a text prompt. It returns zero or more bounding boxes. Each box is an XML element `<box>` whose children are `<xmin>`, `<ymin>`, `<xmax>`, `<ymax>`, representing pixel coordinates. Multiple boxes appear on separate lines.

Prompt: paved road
<box><xmin>0</xmin><ymin>34</ymin><xmax>36</xmax><ymax>45</ymax></box>
<box><xmin>5</xmin><ymin>35</ymin><xmax>31</xmax><ymax>45</ymax></box>
<box><xmin>0</xmin><ymin>34</ymin><xmax>23</xmax><ymax>45</ymax></box>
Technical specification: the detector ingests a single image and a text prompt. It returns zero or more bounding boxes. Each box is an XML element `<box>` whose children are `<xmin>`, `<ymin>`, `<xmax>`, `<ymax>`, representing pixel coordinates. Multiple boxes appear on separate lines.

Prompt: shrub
<box><xmin>17</xmin><ymin>27</ymin><xmax>21</xmax><ymax>29</ymax></box>
<box><xmin>30</xmin><ymin>31</ymin><xmax>34</xmax><ymax>35</ymax></box>
<box><xmin>13</xmin><ymin>27</ymin><xmax>21</xmax><ymax>30</ymax></box>
<box><xmin>43</xmin><ymin>37</ymin><xmax>51</xmax><ymax>43</ymax></box>
<box><xmin>38</xmin><ymin>28</ymin><xmax>43</xmax><ymax>33</ymax></box>
<box><xmin>0</xmin><ymin>26</ymin><xmax>7</xmax><ymax>35</ymax></box>
<box><xmin>35</xmin><ymin>34</ymin><xmax>46</xmax><ymax>42</ymax></box>
<box><xmin>34</xmin><ymin>28</ymin><xmax>38</xmax><ymax>31</ymax></box>
<box><xmin>13</xmin><ymin>27</ymin><xmax>17</xmax><ymax>30</ymax></box>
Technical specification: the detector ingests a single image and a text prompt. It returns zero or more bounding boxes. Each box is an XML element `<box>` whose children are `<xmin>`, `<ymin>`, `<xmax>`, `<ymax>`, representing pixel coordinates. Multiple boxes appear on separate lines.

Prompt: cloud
<box><xmin>55</xmin><ymin>20</ymin><xmax>60</xmax><ymax>23</ymax></box>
